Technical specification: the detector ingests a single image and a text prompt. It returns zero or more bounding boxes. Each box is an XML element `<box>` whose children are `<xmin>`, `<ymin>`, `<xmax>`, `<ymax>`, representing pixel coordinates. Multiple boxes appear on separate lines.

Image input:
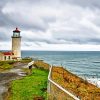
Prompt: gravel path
<box><xmin>0</xmin><ymin>62</ymin><xmax>28</xmax><ymax>100</ymax></box>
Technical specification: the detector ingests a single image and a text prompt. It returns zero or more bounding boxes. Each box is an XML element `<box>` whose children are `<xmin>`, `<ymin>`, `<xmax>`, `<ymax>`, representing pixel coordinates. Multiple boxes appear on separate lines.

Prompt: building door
<box><xmin>4</xmin><ymin>56</ymin><xmax>6</xmax><ymax>60</ymax></box>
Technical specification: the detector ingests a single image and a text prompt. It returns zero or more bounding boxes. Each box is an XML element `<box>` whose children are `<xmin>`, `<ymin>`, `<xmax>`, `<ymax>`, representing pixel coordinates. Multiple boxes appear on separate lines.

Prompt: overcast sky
<box><xmin>1</xmin><ymin>0</ymin><xmax>100</xmax><ymax>51</ymax></box>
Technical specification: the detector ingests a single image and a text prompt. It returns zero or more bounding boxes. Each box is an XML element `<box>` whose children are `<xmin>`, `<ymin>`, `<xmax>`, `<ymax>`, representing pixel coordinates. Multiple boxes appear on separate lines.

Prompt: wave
<box><xmin>86</xmin><ymin>78</ymin><xmax>100</xmax><ymax>88</ymax></box>
<box><xmin>92</xmin><ymin>61</ymin><xmax>100</xmax><ymax>63</ymax></box>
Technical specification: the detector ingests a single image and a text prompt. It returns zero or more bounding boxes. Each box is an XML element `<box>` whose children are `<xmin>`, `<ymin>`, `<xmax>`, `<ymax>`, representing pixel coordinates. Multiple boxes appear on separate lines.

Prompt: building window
<box><xmin>8</xmin><ymin>56</ymin><xmax>10</xmax><ymax>60</ymax></box>
<box><xmin>4</xmin><ymin>56</ymin><xmax>6</xmax><ymax>60</ymax></box>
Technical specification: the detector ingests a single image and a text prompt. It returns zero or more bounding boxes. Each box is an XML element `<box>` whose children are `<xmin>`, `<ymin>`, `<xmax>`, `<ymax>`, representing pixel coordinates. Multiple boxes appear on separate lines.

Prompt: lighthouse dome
<box><xmin>13</xmin><ymin>27</ymin><xmax>20</xmax><ymax>33</ymax></box>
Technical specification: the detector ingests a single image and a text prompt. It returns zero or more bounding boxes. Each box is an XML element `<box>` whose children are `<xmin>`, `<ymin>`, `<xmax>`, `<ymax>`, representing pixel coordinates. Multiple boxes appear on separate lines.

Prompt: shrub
<box><xmin>0</xmin><ymin>63</ymin><xmax>13</xmax><ymax>69</ymax></box>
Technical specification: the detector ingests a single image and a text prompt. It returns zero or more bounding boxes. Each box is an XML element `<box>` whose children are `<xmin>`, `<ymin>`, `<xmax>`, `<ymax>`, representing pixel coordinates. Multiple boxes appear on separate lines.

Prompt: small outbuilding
<box><xmin>0</xmin><ymin>52</ymin><xmax>14</xmax><ymax>61</ymax></box>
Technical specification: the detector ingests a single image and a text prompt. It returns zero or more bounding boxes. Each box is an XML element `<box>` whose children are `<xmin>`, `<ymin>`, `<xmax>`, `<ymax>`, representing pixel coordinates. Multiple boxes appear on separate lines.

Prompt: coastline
<box><xmin>51</xmin><ymin>66</ymin><xmax>100</xmax><ymax>99</ymax></box>
<box><xmin>0</xmin><ymin>60</ymin><xmax>100</xmax><ymax>99</ymax></box>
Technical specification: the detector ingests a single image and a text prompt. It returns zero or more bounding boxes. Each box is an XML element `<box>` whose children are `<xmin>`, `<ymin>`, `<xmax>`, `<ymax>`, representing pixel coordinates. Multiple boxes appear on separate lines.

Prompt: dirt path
<box><xmin>0</xmin><ymin>63</ymin><xmax>28</xmax><ymax>100</ymax></box>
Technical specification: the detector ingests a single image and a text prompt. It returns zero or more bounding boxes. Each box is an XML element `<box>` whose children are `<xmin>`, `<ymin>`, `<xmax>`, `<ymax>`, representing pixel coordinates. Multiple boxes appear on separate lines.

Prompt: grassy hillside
<box><xmin>7</xmin><ymin>68</ymin><xmax>48</xmax><ymax>100</ymax></box>
<box><xmin>52</xmin><ymin>67</ymin><xmax>100</xmax><ymax>100</ymax></box>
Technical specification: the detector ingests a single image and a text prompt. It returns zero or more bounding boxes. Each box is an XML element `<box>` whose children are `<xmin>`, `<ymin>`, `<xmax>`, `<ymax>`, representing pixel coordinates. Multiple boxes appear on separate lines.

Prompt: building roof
<box><xmin>13</xmin><ymin>27</ymin><xmax>20</xmax><ymax>33</ymax></box>
<box><xmin>2</xmin><ymin>52</ymin><xmax>14</xmax><ymax>56</ymax></box>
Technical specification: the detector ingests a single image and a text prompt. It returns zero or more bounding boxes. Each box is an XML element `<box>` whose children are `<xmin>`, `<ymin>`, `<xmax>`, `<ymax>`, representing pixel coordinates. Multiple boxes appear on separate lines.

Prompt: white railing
<box><xmin>48</xmin><ymin>66</ymin><xmax>80</xmax><ymax>100</ymax></box>
<box><xmin>27</xmin><ymin>61</ymin><xmax>34</xmax><ymax>67</ymax></box>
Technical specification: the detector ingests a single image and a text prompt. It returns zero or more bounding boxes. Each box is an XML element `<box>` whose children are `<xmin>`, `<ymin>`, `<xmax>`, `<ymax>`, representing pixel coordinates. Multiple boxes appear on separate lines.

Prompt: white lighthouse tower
<box><xmin>12</xmin><ymin>28</ymin><xmax>21</xmax><ymax>60</ymax></box>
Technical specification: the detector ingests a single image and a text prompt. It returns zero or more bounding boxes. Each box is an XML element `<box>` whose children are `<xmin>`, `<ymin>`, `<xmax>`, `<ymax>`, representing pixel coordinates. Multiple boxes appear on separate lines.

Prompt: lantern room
<box><xmin>12</xmin><ymin>27</ymin><xmax>21</xmax><ymax>37</ymax></box>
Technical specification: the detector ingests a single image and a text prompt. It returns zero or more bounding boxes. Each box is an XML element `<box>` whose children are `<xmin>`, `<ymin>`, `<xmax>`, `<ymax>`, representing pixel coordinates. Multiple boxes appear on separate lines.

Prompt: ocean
<box><xmin>22</xmin><ymin>51</ymin><xmax>100</xmax><ymax>79</ymax></box>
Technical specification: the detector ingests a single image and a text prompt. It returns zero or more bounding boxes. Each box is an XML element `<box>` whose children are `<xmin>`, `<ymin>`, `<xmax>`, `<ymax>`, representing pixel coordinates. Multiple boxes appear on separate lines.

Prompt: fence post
<box><xmin>48</xmin><ymin>65</ymin><xmax>52</xmax><ymax>93</ymax></box>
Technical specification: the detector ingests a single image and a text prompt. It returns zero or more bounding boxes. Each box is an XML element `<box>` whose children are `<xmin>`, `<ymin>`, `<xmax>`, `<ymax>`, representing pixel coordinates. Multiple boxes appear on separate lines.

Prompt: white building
<box><xmin>0</xmin><ymin>52</ymin><xmax>14</xmax><ymax>61</ymax></box>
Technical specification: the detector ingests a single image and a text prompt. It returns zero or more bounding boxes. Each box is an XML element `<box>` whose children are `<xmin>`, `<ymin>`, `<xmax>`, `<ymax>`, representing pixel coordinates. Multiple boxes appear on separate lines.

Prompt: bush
<box><xmin>20</xmin><ymin>58</ymin><xmax>32</xmax><ymax>63</ymax></box>
<box><xmin>0</xmin><ymin>63</ymin><xmax>13</xmax><ymax>69</ymax></box>
<box><xmin>33</xmin><ymin>60</ymin><xmax>50</xmax><ymax>70</ymax></box>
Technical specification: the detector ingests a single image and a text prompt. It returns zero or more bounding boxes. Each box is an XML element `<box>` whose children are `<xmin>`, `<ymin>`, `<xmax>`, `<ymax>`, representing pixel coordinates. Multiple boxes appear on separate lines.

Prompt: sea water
<box><xmin>22</xmin><ymin>51</ymin><xmax>100</xmax><ymax>86</ymax></box>
<box><xmin>22</xmin><ymin>51</ymin><xmax>100</xmax><ymax>77</ymax></box>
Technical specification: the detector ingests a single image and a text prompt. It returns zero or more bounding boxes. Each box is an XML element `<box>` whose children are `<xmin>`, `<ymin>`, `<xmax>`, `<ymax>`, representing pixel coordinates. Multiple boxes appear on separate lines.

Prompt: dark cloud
<box><xmin>0</xmin><ymin>32</ymin><xmax>10</xmax><ymax>41</ymax></box>
<box><xmin>23</xmin><ymin>43</ymin><xmax>32</xmax><ymax>47</ymax></box>
<box><xmin>88</xmin><ymin>38</ymin><xmax>100</xmax><ymax>44</ymax></box>
<box><xmin>0</xmin><ymin>12</ymin><xmax>48</xmax><ymax>32</ymax></box>
<box><xmin>0</xmin><ymin>0</ymin><xmax>52</xmax><ymax>32</ymax></box>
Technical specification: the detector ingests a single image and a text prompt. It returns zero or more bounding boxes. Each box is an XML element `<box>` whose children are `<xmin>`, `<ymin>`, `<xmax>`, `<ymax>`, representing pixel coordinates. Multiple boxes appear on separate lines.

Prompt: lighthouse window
<box><xmin>13</xmin><ymin>33</ymin><xmax>19</xmax><ymax>37</ymax></box>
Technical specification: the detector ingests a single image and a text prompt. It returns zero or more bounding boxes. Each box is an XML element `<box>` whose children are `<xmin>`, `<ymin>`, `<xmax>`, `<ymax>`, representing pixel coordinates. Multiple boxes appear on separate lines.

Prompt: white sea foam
<box><xmin>86</xmin><ymin>78</ymin><xmax>100</xmax><ymax>88</ymax></box>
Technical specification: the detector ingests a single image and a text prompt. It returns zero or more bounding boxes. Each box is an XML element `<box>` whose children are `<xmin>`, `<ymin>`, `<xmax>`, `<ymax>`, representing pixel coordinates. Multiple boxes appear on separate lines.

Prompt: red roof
<box><xmin>13</xmin><ymin>27</ymin><xmax>20</xmax><ymax>33</ymax></box>
<box><xmin>3</xmin><ymin>52</ymin><xmax>14</xmax><ymax>55</ymax></box>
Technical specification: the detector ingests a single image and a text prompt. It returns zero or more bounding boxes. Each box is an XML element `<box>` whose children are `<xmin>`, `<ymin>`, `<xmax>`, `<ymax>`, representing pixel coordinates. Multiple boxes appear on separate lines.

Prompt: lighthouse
<box><xmin>12</xmin><ymin>28</ymin><xmax>21</xmax><ymax>60</ymax></box>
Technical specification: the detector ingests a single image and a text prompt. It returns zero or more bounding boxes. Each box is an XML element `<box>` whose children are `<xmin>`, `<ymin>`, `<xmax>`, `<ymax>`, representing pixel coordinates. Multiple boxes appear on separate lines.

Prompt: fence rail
<box><xmin>48</xmin><ymin>66</ymin><xmax>80</xmax><ymax>100</ymax></box>
<box><xmin>27</xmin><ymin>61</ymin><xmax>34</xmax><ymax>67</ymax></box>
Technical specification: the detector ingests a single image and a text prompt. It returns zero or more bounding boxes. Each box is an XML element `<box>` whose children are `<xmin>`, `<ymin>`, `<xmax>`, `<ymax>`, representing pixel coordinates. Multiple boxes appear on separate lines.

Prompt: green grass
<box><xmin>0</xmin><ymin>58</ymin><xmax>32</xmax><ymax>71</ymax></box>
<box><xmin>9</xmin><ymin>68</ymin><xmax>48</xmax><ymax>100</ymax></box>
<box><xmin>0</xmin><ymin>63</ymin><xmax>13</xmax><ymax>69</ymax></box>
<box><xmin>0</xmin><ymin>61</ymin><xmax>14</xmax><ymax>71</ymax></box>
<box><xmin>20</xmin><ymin>57</ymin><xmax>33</xmax><ymax>63</ymax></box>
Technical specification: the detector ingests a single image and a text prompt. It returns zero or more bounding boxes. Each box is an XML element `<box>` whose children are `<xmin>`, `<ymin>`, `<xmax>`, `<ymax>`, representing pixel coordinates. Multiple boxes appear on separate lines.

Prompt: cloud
<box><xmin>0</xmin><ymin>0</ymin><xmax>100</xmax><ymax>50</ymax></box>
<box><xmin>61</xmin><ymin>0</ymin><xmax>100</xmax><ymax>9</ymax></box>
<box><xmin>1</xmin><ymin>0</ymin><xmax>58</xmax><ymax>31</ymax></box>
